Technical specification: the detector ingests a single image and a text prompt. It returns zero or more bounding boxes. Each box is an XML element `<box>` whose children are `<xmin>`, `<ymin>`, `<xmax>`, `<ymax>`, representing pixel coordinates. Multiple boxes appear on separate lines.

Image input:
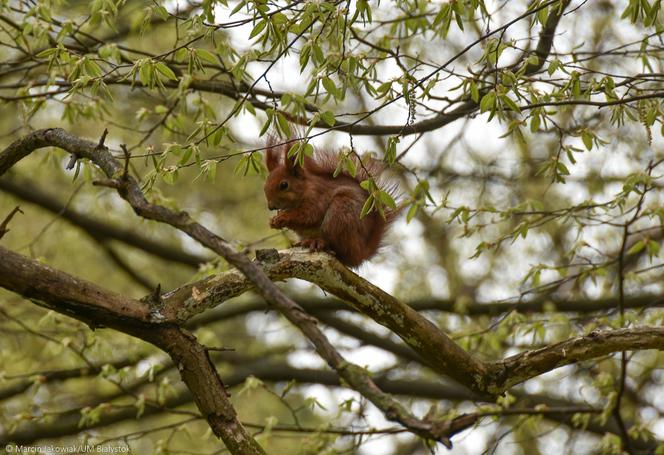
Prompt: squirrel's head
<box><xmin>264</xmin><ymin>142</ymin><xmax>307</xmax><ymax>211</ymax></box>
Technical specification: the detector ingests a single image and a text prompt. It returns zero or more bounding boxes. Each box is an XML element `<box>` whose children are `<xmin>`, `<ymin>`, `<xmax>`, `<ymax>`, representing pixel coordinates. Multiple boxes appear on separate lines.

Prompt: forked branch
<box><xmin>0</xmin><ymin>128</ymin><xmax>474</xmax><ymax>447</ymax></box>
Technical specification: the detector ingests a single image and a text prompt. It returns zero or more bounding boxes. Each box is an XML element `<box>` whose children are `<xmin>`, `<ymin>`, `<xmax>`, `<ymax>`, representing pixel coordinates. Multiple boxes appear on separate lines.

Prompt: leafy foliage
<box><xmin>2</xmin><ymin>0</ymin><xmax>664</xmax><ymax>453</ymax></box>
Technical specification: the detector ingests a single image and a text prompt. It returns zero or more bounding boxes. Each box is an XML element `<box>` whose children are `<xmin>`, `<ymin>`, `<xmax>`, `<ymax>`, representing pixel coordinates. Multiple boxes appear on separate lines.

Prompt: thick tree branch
<box><xmin>489</xmin><ymin>327</ymin><xmax>664</xmax><ymax>391</ymax></box>
<box><xmin>0</xmin><ymin>128</ymin><xmax>471</xmax><ymax>447</ymax></box>
<box><xmin>163</xmin><ymin>249</ymin><xmax>488</xmax><ymax>391</ymax></box>
<box><xmin>3</xmin><ymin>127</ymin><xmax>661</xmax><ymax>447</ymax></box>
<box><xmin>4</xmin><ymin>238</ymin><xmax>660</xmax><ymax>436</ymax></box>
<box><xmin>160</xmin><ymin>248</ymin><xmax>664</xmax><ymax>394</ymax></box>
<box><xmin>139</xmin><ymin>326</ymin><xmax>266</xmax><ymax>455</ymax></box>
<box><xmin>0</xmin><ymin>246</ymin><xmax>264</xmax><ymax>454</ymax></box>
<box><xmin>0</xmin><ymin>245</ymin><xmax>151</xmax><ymax>324</ymax></box>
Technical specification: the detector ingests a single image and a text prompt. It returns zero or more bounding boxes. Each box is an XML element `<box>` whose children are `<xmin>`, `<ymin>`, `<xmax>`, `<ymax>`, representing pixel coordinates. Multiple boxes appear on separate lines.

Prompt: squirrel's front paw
<box><xmin>297</xmin><ymin>238</ymin><xmax>327</xmax><ymax>252</ymax></box>
<box><xmin>270</xmin><ymin>215</ymin><xmax>285</xmax><ymax>229</ymax></box>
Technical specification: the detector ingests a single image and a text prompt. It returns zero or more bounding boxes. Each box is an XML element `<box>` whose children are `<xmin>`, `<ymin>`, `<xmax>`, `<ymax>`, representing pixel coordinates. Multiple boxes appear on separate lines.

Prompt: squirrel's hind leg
<box><xmin>320</xmin><ymin>188</ymin><xmax>372</xmax><ymax>267</ymax></box>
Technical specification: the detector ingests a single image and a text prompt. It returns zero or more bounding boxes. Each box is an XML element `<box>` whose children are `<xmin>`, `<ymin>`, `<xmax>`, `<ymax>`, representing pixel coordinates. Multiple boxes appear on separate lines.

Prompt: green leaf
<box><xmin>378</xmin><ymin>190</ymin><xmax>397</xmax><ymax>209</ymax></box>
<box><xmin>386</xmin><ymin>136</ymin><xmax>399</xmax><ymax>164</ymax></box>
<box><xmin>360</xmin><ymin>195</ymin><xmax>375</xmax><ymax>218</ymax></box>
<box><xmin>139</xmin><ymin>62</ymin><xmax>153</xmax><ymax>87</ymax></box>
<box><xmin>312</xmin><ymin>44</ymin><xmax>324</xmax><ymax>64</ymax></box>
<box><xmin>161</xmin><ymin>167</ymin><xmax>178</xmax><ymax>185</ymax></box>
<box><xmin>581</xmin><ymin>131</ymin><xmax>593</xmax><ymax>151</ymax></box>
<box><xmin>243</xmin><ymin>101</ymin><xmax>256</xmax><ymax>115</ymax></box>
<box><xmin>259</xmin><ymin>110</ymin><xmax>273</xmax><ymax>137</ymax></box>
<box><xmin>230</xmin><ymin>0</ymin><xmax>247</xmax><ymax>16</ymax></box>
<box><xmin>469</xmin><ymin>81</ymin><xmax>479</xmax><ymax>103</ymax></box>
<box><xmin>537</xmin><ymin>6</ymin><xmax>549</xmax><ymax>25</ymax></box>
<box><xmin>154</xmin><ymin>5</ymin><xmax>169</xmax><ymax>20</ymax></box>
<box><xmin>321</xmin><ymin>110</ymin><xmax>336</xmax><ymax>126</ymax></box>
<box><xmin>500</xmin><ymin>95</ymin><xmax>521</xmax><ymax>113</ymax></box>
<box><xmin>234</xmin><ymin>155</ymin><xmax>250</xmax><ymax>176</ymax></box>
<box><xmin>647</xmin><ymin>240</ymin><xmax>661</xmax><ymax>258</ymax></box>
<box><xmin>204</xmin><ymin>160</ymin><xmax>217</xmax><ymax>182</ymax></box>
<box><xmin>299</xmin><ymin>44</ymin><xmax>311</xmax><ymax>72</ymax></box>
<box><xmin>179</xmin><ymin>146</ymin><xmax>193</xmax><ymax>165</ymax></box>
<box><xmin>83</xmin><ymin>59</ymin><xmax>102</xmax><ymax>77</ymax></box>
<box><xmin>556</xmin><ymin>162</ymin><xmax>570</xmax><ymax>176</ymax></box>
<box><xmin>322</xmin><ymin>77</ymin><xmax>339</xmax><ymax>99</ymax></box>
<box><xmin>36</xmin><ymin>48</ymin><xmax>57</xmax><ymax>58</ymax></box>
<box><xmin>287</xmin><ymin>143</ymin><xmax>302</xmax><ymax>158</ymax></box>
<box><xmin>276</xmin><ymin>112</ymin><xmax>291</xmax><ymax>138</ymax></box>
<box><xmin>196</xmin><ymin>49</ymin><xmax>218</xmax><ymax>65</ymax></box>
<box><xmin>155</xmin><ymin>62</ymin><xmax>177</xmax><ymax>81</ymax></box>
<box><xmin>344</xmin><ymin>156</ymin><xmax>357</xmax><ymax>177</ymax></box>
<box><xmin>627</xmin><ymin>239</ymin><xmax>646</xmax><ymax>255</ymax></box>
<box><xmin>250</xmin><ymin>152</ymin><xmax>267</xmax><ymax>176</ymax></box>
<box><xmin>530</xmin><ymin>114</ymin><xmax>541</xmax><ymax>132</ymax></box>
<box><xmin>406</xmin><ymin>203</ymin><xmax>419</xmax><ymax>223</ymax></box>
<box><xmin>249</xmin><ymin>20</ymin><xmax>267</xmax><ymax>39</ymax></box>
<box><xmin>479</xmin><ymin>91</ymin><xmax>495</xmax><ymax>113</ymax></box>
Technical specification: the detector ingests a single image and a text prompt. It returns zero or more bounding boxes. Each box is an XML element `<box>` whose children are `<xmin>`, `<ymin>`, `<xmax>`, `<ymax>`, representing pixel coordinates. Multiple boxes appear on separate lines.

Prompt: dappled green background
<box><xmin>2</xmin><ymin>0</ymin><xmax>664</xmax><ymax>453</ymax></box>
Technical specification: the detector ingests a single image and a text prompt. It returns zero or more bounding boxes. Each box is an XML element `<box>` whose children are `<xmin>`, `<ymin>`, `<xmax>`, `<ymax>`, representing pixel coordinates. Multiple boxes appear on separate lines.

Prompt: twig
<box><xmin>0</xmin><ymin>205</ymin><xmax>22</xmax><ymax>239</ymax></box>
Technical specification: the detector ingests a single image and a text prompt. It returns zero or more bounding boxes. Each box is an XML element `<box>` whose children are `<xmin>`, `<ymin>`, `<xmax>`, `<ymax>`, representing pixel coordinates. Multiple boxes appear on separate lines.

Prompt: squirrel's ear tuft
<box><xmin>284</xmin><ymin>144</ymin><xmax>302</xmax><ymax>177</ymax></box>
<box><xmin>266</xmin><ymin>146</ymin><xmax>280</xmax><ymax>171</ymax></box>
<box><xmin>265</xmin><ymin>134</ymin><xmax>283</xmax><ymax>171</ymax></box>
<box><xmin>284</xmin><ymin>145</ymin><xmax>300</xmax><ymax>175</ymax></box>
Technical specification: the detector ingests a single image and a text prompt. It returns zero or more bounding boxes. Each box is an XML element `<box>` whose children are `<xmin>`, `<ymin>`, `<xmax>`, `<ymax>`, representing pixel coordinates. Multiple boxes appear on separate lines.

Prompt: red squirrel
<box><xmin>263</xmin><ymin>137</ymin><xmax>400</xmax><ymax>267</ymax></box>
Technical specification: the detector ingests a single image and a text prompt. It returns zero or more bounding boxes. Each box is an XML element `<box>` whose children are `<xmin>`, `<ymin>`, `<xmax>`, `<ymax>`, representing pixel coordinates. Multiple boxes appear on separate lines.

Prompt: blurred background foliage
<box><xmin>1</xmin><ymin>0</ymin><xmax>664</xmax><ymax>453</ymax></box>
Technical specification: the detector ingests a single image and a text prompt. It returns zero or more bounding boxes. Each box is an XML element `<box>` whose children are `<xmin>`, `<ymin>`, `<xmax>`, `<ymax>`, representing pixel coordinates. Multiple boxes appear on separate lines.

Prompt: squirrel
<box><xmin>263</xmin><ymin>137</ymin><xmax>401</xmax><ymax>267</ymax></box>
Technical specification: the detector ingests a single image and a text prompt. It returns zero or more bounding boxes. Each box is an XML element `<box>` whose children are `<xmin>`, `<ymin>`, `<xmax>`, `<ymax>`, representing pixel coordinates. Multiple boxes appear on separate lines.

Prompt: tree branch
<box><xmin>0</xmin><ymin>205</ymin><xmax>22</xmax><ymax>239</ymax></box>
<box><xmin>163</xmin><ymin>248</ymin><xmax>488</xmax><ymax>392</ymax></box>
<box><xmin>187</xmin><ymin>292</ymin><xmax>664</xmax><ymax>323</ymax></box>
<box><xmin>490</xmin><ymin>327</ymin><xmax>664</xmax><ymax>391</ymax></box>
<box><xmin>4</xmin><ymin>360</ymin><xmax>654</xmax><ymax>452</ymax></box>
<box><xmin>0</xmin><ymin>128</ymin><xmax>473</xmax><ymax>447</ymax></box>
<box><xmin>160</xmin><ymin>248</ymin><xmax>664</xmax><ymax>395</ymax></box>
<box><xmin>3</xmin><ymin>127</ymin><xmax>661</xmax><ymax>448</ymax></box>
<box><xmin>0</xmin><ymin>1</ymin><xmax>571</xmax><ymax>137</ymax></box>
<box><xmin>0</xmin><ymin>245</ymin><xmax>265</xmax><ymax>454</ymax></box>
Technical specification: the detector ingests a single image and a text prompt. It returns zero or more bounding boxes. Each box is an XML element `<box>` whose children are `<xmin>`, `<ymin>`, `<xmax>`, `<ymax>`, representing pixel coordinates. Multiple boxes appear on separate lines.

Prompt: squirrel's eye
<box><xmin>279</xmin><ymin>181</ymin><xmax>289</xmax><ymax>190</ymax></box>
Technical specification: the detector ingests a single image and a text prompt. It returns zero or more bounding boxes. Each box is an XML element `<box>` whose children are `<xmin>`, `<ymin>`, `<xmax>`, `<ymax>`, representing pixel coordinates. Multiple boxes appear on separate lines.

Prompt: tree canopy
<box><xmin>2</xmin><ymin>0</ymin><xmax>664</xmax><ymax>453</ymax></box>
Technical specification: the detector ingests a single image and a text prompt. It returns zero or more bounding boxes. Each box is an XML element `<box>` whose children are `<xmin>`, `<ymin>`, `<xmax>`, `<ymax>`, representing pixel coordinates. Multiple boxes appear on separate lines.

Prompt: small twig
<box><xmin>0</xmin><ymin>205</ymin><xmax>23</xmax><ymax>239</ymax></box>
<box><xmin>67</xmin><ymin>128</ymin><xmax>109</xmax><ymax>170</ymax></box>
<box><xmin>65</xmin><ymin>153</ymin><xmax>78</xmax><ymax>170</ymax></box>
<box><xmin>97</xmin><ymin>128</ymin><xmax>109</xmax><ymax>149</ymax></box>
<box><xmin>150</xmin><ymin>283</ymin><xmax>162</xmax><ymax>303</ymax></box>
<box><xmin>141</xmin><ymin>283</ymin><xmax>163</xmax><ymax>307</ymax></box>
<box><xmin>92</xmin><ymin>178</ymin><xmax>124</xmax><ymax>190</ymax></box>
<box><xmin>120</xmin><ymin>144</ymin><xmax>131</xmax><ymax>180</ymax></box>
